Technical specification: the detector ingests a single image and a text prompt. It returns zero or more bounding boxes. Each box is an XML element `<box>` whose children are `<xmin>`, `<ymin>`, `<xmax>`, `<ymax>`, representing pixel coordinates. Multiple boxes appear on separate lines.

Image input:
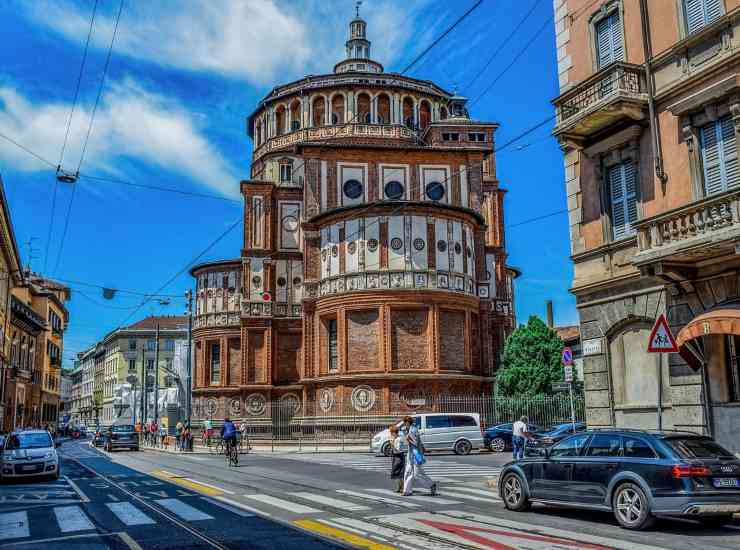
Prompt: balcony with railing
<box><xmin>633</xmin><ymin>190</ymin><xmax>740</xmax><ymax>268</ymax></box>
<box><xmin>553</xmin><ymin>63</ymin><xmax>649</xmax><ymax>139</ymax></box>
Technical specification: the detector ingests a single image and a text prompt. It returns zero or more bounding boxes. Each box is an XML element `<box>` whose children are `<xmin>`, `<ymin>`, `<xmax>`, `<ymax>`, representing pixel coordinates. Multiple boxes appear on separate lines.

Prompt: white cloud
<box><xmin>22</xmin><ymin>0</ymin><xmax>434</xmax><ymax>84</ymax></box>
<box><xmin>0</xmin><ymin>79</ymin><xmax>240</xmax><ymax>198</ymax></box>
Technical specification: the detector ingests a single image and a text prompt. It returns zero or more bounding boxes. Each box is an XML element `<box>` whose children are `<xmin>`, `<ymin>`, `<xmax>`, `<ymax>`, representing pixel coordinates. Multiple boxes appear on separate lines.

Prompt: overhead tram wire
<box><xmin>53</xmin><ymin>0</ymin><xmax>124</xmax><ymax>276</ymax></box>
<box><xmin>46</xmin><ymin>0</ymin><xmax>99</xmax><ymax>273</ymax></box>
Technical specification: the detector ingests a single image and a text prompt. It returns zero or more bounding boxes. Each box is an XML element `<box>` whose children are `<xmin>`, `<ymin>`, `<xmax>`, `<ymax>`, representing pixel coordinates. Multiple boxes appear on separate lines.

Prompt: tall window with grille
<box><xmin>327</xmin><ymin>319</ymin><xmax>338</xmax><ymax>372</ymax></box>
<box><xmin>608</xmin><ymin>161</ymin><xmax>638</xmax><ymax>240</ymax></box>
<box><xmin>210</xmin><ymin>342</ymin><xmax>221</xmax><ymax>384</ymax></box>
<box><xmin>595</xmin><ymin>11</ymin><xmax>624</xmax><ymax>69</ymax></box>
<box><xmin>684</xmin><ymin>0</ymin><xmax>724</xmax><ymax>35</ymax></box>
<box><xmin>700</xmin><ymin>115</ymin><xmax>738</xmax><ymax>195</ymax></box>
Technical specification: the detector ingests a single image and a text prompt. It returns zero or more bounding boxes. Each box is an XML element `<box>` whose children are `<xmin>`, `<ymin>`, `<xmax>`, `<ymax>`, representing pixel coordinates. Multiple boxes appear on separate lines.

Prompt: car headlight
<box><xmin>372</xmin><ymin>436</ymin><xmax>380</xmax><ymax>443</ymax></box>
<box><xmin>43</xmin><ymin>452</ymin><xmax>55</xmax><ymax>460</ymax></box>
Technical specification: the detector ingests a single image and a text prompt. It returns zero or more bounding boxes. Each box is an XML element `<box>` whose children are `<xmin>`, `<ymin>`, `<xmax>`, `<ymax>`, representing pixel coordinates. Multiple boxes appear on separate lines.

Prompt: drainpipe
<box><xmin>638</xmin><ymin>0</ymin><xmax>668</xmax><ymax>187</ymax></box>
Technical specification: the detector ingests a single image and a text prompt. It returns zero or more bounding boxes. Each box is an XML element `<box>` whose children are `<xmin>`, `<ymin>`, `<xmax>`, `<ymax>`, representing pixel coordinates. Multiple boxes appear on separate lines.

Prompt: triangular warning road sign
<box><xmin>648</xmin><ymin>313</ymin><xmax>678</xmax><ymax>353</ymax></box>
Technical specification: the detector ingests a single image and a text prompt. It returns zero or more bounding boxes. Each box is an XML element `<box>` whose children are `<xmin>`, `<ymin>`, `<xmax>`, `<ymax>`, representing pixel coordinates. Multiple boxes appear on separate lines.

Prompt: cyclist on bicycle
<box><xmin>221</xmin><ymin>417</ymin><xmax>237</xmax><ymax>455</ymax></box>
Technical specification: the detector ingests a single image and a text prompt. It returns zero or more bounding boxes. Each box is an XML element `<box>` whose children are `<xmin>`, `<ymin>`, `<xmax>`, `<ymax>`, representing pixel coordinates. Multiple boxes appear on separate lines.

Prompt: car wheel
<box><xmin>501</xmin><ymin>473</ymin><xmax>530</xmax><ymax>511</ymax></box>
<box><xmin>454</xmin><ymin>439</ymin><xmax>473</xmax><ymax>455</ymax></box>
<box><xmin>613</xmin><ymin>482</ymin><xmax>655</xmax><ymax>530</ymax></box>
<box><xmin>490</xmin><ymin>437</ymin><xmax>506</xmax><ymax>453</ymax></box>
<box><xmin>698</xmin><ymin>515</ymin><xmax>734</xmax><ymax>528</ymax></box>
<box><xmin>381</xmin><ymin>441</ymin><xmax>392</xmax><ymax>457</ymax></box>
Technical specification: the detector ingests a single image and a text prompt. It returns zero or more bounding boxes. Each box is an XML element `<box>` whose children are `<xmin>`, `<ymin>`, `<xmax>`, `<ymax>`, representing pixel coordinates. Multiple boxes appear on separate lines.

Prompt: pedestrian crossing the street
<box><xmin>270</xmin><ymin>453</ymin><xmax>502</xmax><ymax>481</ymax></box>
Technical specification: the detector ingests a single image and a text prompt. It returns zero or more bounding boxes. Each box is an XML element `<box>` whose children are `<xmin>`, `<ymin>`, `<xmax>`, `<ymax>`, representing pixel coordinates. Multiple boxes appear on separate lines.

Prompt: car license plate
<box><xmin>21</xmin><ymin>464</ymin><xmax>37</xmax><ymax>471</ymax></box>
<box><xmin>712</xmin><ymin>478</ymin><xmax>740</xmax><ymax>488</ymax></box>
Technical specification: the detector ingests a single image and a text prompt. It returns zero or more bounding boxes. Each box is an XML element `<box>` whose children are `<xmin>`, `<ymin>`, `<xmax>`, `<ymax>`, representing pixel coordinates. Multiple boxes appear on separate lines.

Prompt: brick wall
<box><xmin>248</xmin><ymin>331</ymin><xmax>265</xmax><ymax>383</ymax></box>
<box><xmin>390</xmin><ymin>309</ymin><xmax>428</xmax><ymax>370</ymax></box>
<box><xmin>346</xmin><ymin>309</ymin><xmax>380</xmax><ymax>371</ymax></box>
<box><xmin>439</xmin><ymin>310</ymin><xmax>466</xmax><ymax>370</ymax></box>
<box><xmin>276</xmin><ymin>332</ymin><xmax>301</xmax><ymax>383</ymax></box>
<box><xmin>228</xmin><ymin>338</ymin><xmax>241</xmax><ymax>386</ymax></box>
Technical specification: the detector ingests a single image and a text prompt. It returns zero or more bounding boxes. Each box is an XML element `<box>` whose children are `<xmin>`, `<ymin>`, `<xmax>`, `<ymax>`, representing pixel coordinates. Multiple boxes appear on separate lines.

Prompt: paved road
<box><xmin>60</xmin><ymin>438</ymin><xmax>740</xmax><ymax>550</ymax></box>
<box><xmin>0</xmin><ymin>439</ymin><xmax>341</xmax><ymax>549</ymax></box>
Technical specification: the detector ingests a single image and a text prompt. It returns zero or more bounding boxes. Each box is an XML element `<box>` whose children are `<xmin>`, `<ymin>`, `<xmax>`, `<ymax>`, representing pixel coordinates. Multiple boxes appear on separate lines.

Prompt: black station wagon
<box><xmin>498</xmin><ymin>429</ymin><xmax>740</xmax><ymax>530</ymax></box>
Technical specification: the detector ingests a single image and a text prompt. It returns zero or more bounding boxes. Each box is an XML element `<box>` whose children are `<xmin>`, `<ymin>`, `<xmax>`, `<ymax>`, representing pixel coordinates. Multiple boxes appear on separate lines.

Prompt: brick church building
<box><xmin>190</xmin><ymin>11</ymin><xmax>517</xmax><ymax>421</ymax></box>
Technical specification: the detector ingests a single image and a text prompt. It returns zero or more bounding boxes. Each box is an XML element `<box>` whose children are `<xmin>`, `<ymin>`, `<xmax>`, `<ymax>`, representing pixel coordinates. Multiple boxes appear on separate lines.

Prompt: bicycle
<box><xmin>212</xmin><ymin>437</ymin><xmax>224</xmax><ymax>456</ymax></box>
<box><xmin>225</xmin><ymin>438</ymin><xmax>238</xmax><ymax>467</ymax></box>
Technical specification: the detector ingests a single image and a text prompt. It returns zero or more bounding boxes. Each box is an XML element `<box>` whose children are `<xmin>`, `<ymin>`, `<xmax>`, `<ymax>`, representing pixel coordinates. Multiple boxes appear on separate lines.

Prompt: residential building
<box><xmin>0</xmin><ymin>174</ymin><xmax>24</xmax><ymax>430</ymax></box>
<box><xmin>69</xmin><ymin>364</ymin><xmax>82</xmax><ymax>426</ymax></box>
<box><xmin>190</xmin><ymin>10</ymin><xmax>517</xmax><ymax>422</ymax></box>
<box><xmin>77</xmin><ymin>346</ymin><xmax>95</xmax><ymax>427</ymax></box>
<box><xmin>93</xmin><ymin>344</ymin><xmax>105</xmax><ymax>427</ymax></box>
<box><xmin>552</xmin><ymin>0</ymin><xmax>740</xmax><ymax>451</ymax></box>
<box><xmin>59</xmin><ymin>370</ymin><xmax>72</xmax><ymax>426</ymax></box>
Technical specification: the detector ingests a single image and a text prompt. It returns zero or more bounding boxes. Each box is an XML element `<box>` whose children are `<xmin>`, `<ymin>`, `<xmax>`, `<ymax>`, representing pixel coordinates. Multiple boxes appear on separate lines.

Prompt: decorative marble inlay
<box><xmin>318</xmin><ymin>388</ymin><xmax>335</xmax><ymax>412</ymax></box>
<box><xmin>351</xmin><ymin>385</ymin><xmax>376</xmax><ymax>412</ymax></box>
<box><xmin>229</xmin><ymin>398</ymin><xmax>241</xmax><ymax>415</ymax></box>
<box><xmin>280</xmin><ymin>393</ymin><xmax>301</xmax><ymax>415</ymax></box>
<box><xmin>245</xmin><ymin>393</ymin><xmax>267</xmax><ymax>416</ymax></box>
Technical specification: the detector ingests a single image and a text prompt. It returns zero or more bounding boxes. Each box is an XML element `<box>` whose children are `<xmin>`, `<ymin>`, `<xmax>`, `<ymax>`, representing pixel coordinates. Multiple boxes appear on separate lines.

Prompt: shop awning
<box><xmin>676</xmin><ymin>304</ymin><xmax>740</xmax><ymax>369</ymax></box>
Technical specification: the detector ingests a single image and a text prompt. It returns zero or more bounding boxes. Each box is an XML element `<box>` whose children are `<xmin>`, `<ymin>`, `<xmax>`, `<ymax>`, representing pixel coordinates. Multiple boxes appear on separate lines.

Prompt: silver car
<box><xmin>370</xmin><ymin>413</ymin><xmax>484</xmax><ymax>456</ymax></box>
<box><xmin>0</xmin><ymin>430</ymin><xmax>60</xmax><ymax>481</ymax></box>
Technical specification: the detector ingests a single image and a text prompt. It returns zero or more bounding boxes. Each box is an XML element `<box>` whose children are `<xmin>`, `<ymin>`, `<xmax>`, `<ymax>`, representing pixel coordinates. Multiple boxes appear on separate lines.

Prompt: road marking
<box><xmin>365</xmin><ymin>488</ymin><xmax>462</xmax><ymax>505</ymax></box>
<box><xmin>289</xmin><ymin>492</ymin><xmax>372</xmax><ymax>511</ymax></box>
<box><xmin>294</xmin><ymin>519</ymin><xmax>395</xmax><ymax>550</ymax></box>
<box><xmin>106</xmin><ymin>502</ymin><xmax>156</xmax><ymax>526</ymax></box>
<box><xmin>244</xmin><ymin>494</ymin><xmax>321</xmax><ymax>514</ymax></box>
<box><xmin>150</xmin><ymin>470</ymin><xmax>223</xmax><ymax>496</ymax></box>
<box><xmin>212</xmin><ymin>496</ymin><xmax>271</xmax><ymax>518</ymax></box>
<box><xmin>0</xmin><ymin>511</ymin><xmax>30</xmax><ymax>540</ymax></box>
<box><xmin>440</xmin><ymin>486</ymin><xmax>500</xmax><ymax>498</ymax></box>
<box><xmin>201</xmin><ymin>497</ymin><xmax>255</xmax><ymax>517</ymax></box>
<box><xmin>53</xmin><ymin>506</ymin><xmax>95</xmax><ymax>532</ymax></box>
<box><xmin>155</xmin><ymin>498</ymin><xmax>214</xmax><ymax>521</ymax></box>
<box><xmin>183</xmin><ymin>478</ymin><xmax>234</xmax><ymax>494</ymax></box>
<box><xmin>326</xmin><ymin>517</ymin><xmax>462</xmax><ymax>550</ymax></box>
<box><xmin>336</xmin><ymin>489</ymin><xmax>423</xmax><ymax>509</ymax></box>
<box><xmin>438</xmin><ymin>490</ymin><xmax>502</xmax><ymax>503</ymax></box>
<box><xmin>63</xmin><ymin>475</ymin><xmax>91</xmax><ymax>502</ymax></box>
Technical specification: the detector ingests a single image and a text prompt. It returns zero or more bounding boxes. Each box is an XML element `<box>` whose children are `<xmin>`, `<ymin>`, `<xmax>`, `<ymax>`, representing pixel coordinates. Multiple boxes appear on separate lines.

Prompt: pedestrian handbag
<box><xmin>412</xmin><ymin>446</ymin><xmax>426</xmax><ymax>465</ymax></box>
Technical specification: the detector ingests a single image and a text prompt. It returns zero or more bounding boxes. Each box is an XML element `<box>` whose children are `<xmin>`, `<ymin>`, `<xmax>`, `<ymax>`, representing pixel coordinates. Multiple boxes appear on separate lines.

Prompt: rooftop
<box><xmin>126</xmin><ymin>315</ymin><xmax>188</xmax><ymax>330</ymax></box>
<box><xmin>555</xmin><ymin>325</ymin><xmax>580</xmax><ymax>342</ymax></box>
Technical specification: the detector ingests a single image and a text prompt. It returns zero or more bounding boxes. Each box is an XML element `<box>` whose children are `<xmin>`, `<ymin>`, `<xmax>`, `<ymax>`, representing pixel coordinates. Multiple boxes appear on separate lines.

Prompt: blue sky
<box><xmin>0</xmin><ymin>0</ymin><xmax>575</xmax><ymax>368</ymax></box>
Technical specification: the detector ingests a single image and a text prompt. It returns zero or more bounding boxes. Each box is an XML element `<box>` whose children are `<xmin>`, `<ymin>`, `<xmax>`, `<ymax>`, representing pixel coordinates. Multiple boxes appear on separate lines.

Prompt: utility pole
<box><xmin>185</xmin><ymin>290</ymin><xmax>193</xmax><ymax>425</ymax></box>
<box><xmin>140</xmin><ymin>345</ymin><xmax>146</xmax><ymax>423</ymax></box>
<box><xmin>153</xmin><ymin>323</ymin><xmax>160</xmax><ymax>426</ymax></box>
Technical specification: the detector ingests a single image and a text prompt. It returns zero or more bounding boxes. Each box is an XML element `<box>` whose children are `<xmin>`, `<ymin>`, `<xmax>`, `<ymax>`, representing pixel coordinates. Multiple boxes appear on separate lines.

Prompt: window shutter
<box><xmin>685</xmin><ymin>0</ymin><xmax>724</xmax><ymax>34</ymax></box>
<box><xmin>596</xmin><ymin>17</ymin><xmax>612</xmax><ymax>69</ymax></box>
<box><xmin>706</xmin><ymin>0</ymin><xmax>724</xmax><ymax>24</ymax></box>
<box><xmin>610</xmin><ymin>13</ymin><xmax>624</xmax><ymax>63</ymax></box>
<box><xmin>720</xmin><ymin>115</ymin><xmax>739</xmax><ymax>189</ymax></box>
<box><xmin>609</xmin><ymin>164</ymin><xmax>627</xmax><ymax>240</ymax></box>
<box><xmin>623</xmin><ymin>162</ymin><xmax>638</xmax><ymax>231</ymax></box>
<box><xmin>701</xmin><ymin>120</ymin><xmax>725</xmax><ymax>195</ymax></box>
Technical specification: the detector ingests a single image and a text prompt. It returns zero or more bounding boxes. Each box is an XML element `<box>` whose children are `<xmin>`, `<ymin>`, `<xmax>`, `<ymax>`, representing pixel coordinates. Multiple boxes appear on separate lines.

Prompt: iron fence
<box><xmin>193</xmin><ymin>394</ymin><xmax>585</xmax><ymax>449</ymax></box>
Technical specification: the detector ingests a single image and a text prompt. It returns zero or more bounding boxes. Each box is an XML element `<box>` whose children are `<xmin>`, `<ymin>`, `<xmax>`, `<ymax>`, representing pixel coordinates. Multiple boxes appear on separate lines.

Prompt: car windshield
<box><xmin>667</xmin><ymin>437</ymin><xmax>734</xmax><ymax>459</ymax></box>
<box><xmin>111</xmin><ymin>425</ymin><xmax>134</xmax><ymax>433</ymax></box>
<box><xmin>494</xmin><ymin>424</ymin><xmax>513</xmax><ymax>431</ymax></box>
<box><xmin>5</xmin><ymin>433</ymin><xmax>53</xmax><ymax>450</ymax></box>
<box><xmin>546</xmin><ymin>424</ymin><xmax>581</xmax><ymax>436</ymax></box>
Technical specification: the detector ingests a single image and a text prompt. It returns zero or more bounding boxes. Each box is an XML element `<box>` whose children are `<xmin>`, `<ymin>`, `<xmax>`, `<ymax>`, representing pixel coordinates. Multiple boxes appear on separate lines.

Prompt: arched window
<box><xmin>357</xmin><ymin>93</ymin><xmax>371</xmax><ymax>124</ymax></box>
<box><xmin>419</xmin><ymin>100</ymin><xmax>431</xmax><ymax>130</ymax></box>
<box><xmin>275</xmin><ymin>105</ymin><xmax>285</xmax><ymax>136</ymax></box>
<box><xmin>312</xmin><ymin>96</ymin><xmax>326</xmax><ymax>127</ymax></box>
<box><xmin>440</xmin><ymin>106</ymin><xmax>448</xmax><ymax>120</ymax></box>
<box><xmin>403</xmin><ymin>97</ymin><xmax>414</xmax><ymax>128</ymax></box>
<box><xmin>377</xmin><ymin>94</ymin><xmax>390</xmax><ymax>125</ymax></box>
<box><xmin>290</xmin><ymin>100</ymin><xmax>301</xmax><ymax>131</ymax></box>
<box><xmin>331</xmin><ymin>94</ymin><xmax>345</xmax><ymax>125</ymax></box>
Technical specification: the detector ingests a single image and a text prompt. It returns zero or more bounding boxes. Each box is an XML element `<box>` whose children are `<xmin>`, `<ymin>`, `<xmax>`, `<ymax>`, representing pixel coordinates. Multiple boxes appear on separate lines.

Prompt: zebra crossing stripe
<box><xmin>434</xmin><ymin>490</ymin><xmax>501</xmax><ymax>503</ymax></box>
<box><xmin>155</xmin><ymin>498</ymin><xmax>214</xmax><ymax>521</ymax></box>
<box><xmin>442</xmin><ymin>486</ymin><xmax>501</xmax><ymax>498</ymax></box>
<box><xmin>53</xmin><ymin>506</ymin><xmax>95</xmax><ymax>532</ymax></box>
<box><xmin>364</xmin><ymin>488</ymin><xmax>461</xmax><ymax>505</ymax></box>
<box><xmin>290</xmin><ymin>492</ymin><xmax>372</xmax><ymax>511</ymax></box>
<box><xmin>244</xmin><ymin>494</ymin><xmax>321</xmax><ymax>514</ymax></box>
<box><xmin>107</xmin><ymin>502</ymin><xmax>156</xmax><ymax>525</ymax></box>
<box><xmin>0</xmin><ymin>511</ymin><xmax>30</xmax><ymax>540</ymax></box>
<box><xmin>202</xmin><ymin>496</ymin><xmax>256</xmax><ymax>517</ymax></box>
<box><xmin>336</xmin><ymin>490</ymin><xmax>420</xmax><ymax>509</ymax></box>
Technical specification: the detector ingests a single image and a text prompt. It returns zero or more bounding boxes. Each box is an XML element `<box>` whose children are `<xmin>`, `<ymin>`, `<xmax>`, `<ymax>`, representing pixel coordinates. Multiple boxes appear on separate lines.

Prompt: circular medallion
<box><xmin>466</xmin><ymin>246</ymin><xmax>472</xmax><ymax>258</ymax></box>
<box><xmin>318</xmin><ymin>388</ymin><xmax>335</xmax><ymax>412</ymax></box>
<box><xmin>245</xmin><ymin>394</ymin><xmax>267</xmax><ymax>416</ymax></box>
<box><xmin>390</xmin><ymin>237</ymin><xmax>403</xmax><ymax>251</ymax></box>
<box><xmin>437</xmin><ymin>240</ymin><xmax>447</xmax><ymax>253</ymax></box>
<box><xmin>293</xmin><ymin>277</ymin><xmax>302</xmax><ymax>286</ymax></box>
<box><xmin>351</xmin><ymin>385</ymin><xmax>376</xmax><ymax>412</ymax></box>
<box><xmin>331</xmin><ymin>245</ymin><xmax>338</xmax><ymax>257</ymax></box>
<box><xmin>281</xmin><ymin>215</ymin><xmax>299</xmax><ymax>232</ymax></box>
<box><xmin>454</xmin><ymin>242</ymin><xmax>462</xmax><ymax>255</ymax></box>
<box><xmin>321</xmin><ymin>250</ymin><xmax>328</xmax><ymax>262</ymax></box>
<box><xmin>229</xmin><ymin>398</ymin><xmax>241</xmax><ymax>415</ymax></box>
<box><xmin>277</xmin><ymin>277</ymin><xmax>287</xmax><ymax>287</ymax></box>
<box><xmin>343</xmin><ymin>179</ymin><xmax>363</xmax><ymax>199</ymax></box>
<box><xmin>384</xmin><ymin>180</ymin><xmax>404</xmax><ymax>200</ymax></box>
<box><xmin>206</xmin><ymin>398</ymin><xmax>218</xmax><ymax>415</ymax></box>
<box><xmin>252</xmin><ymin>276</ymin><xmax>262</xmax><ymax>287</ymax></box>
<box><xmin>367</xmin><ymin>238</ymin><xmax>379</xmax><ymax>252</ymax></box>
<box><xmin>347</xmin><ymin>241</ymin><xmax>356</xmax><ymax>254</ymax></box>
<box><xmin>486</xmin><ymin>270</ymin><xmax>492</xmax><ymax>280</ymax></box>
<box><xmin>280</xmin><ymin>393</ymin><xmax>301</xmax><ymax>415</ymax></box>
<box><xmin>413</xmin><ymin>238</ymin><xmax>425</xmax><ymax>251</ymax></box>
<box><xmin>425</xmin><ymin>181</ymin><xmax>445</xmax><ymax>201</ymax></box>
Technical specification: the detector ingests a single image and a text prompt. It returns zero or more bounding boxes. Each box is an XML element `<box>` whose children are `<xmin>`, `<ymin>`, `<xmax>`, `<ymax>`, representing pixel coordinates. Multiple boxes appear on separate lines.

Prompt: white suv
<box><xmin>0</xmin><ymin>430</ymin><xmax>60</xmax><ymax>481</ymax></box>
<box><xmin>370</xmin><ymin>413</ymin><xmax>484</xmax><ymax>456</ymax></box>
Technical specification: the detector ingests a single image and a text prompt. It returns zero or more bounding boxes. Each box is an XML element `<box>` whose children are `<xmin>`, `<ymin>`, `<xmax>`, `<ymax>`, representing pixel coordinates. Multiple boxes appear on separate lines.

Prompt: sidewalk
<box><xmin>138</xmin><ymin>440</ymin><xmax>373</xmax><ymax>455</ymax></box>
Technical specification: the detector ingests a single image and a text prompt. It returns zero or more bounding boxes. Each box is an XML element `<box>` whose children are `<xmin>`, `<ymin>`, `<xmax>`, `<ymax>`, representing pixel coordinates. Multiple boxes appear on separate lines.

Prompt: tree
<box><xmin>497</xmin><ymin>316</ymin><xmax>565</xmax><ymax>397</ymax></box>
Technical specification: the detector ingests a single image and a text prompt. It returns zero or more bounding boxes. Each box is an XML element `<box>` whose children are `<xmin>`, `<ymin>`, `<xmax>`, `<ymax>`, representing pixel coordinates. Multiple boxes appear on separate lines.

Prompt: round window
<box><xmin>425</xmin><ymin>181</ymin><xmax>445</xmax><ymax>201</ymax></box>
<box><xmin>367</xmin><ymin>238</ymin><xmax>379</xmax><ymax>252</ymax></box>
<box><xmin>276</xmin><ymin>277</ymin><xmax>287</xmax><ymax>287</ymax></box>
<box><xmin>343</xmin><ymin>179</ymin><xmax>363</xmax><ymax>199</ymax></box>
<box><xmin>413</xmin><ymin>238</ymin><xmax>425</xmax><ymax>251</ymax></box>
<box><xmin>390</xmin><ymin>238</ymin><xmax>403</xmax><ymax>251</ymax></box>
<box><xmin>321</xmin><ymin>250</ymin><xmax>327</xmax><ymax>262</ymax></box>
<box><xmin>437</xmin><ymin>240</ymin><xmax>447</xmax><ymax>253</ymax></box>
<box><xmin>384</xmin><ymin>180</ymin><xmax>404</xmax><ymax>200</ymax></box>
<box><xmin>331</xmin><ymin>245</ymin><xmax>338</xmax><ymax>257</ymax></box>
<box><xmin>454</xmin><ymin>242</ymin><xmax>462</xmax><ymax>255</ymax></box>
<box><xmin>466</xmin><ymin>246</ymin><xmax>472</xmax><ymax>257</ymax></box>
<box><xmin>292</xmin><ymin>277</ymin><xmax>302</xmax><ymax>286</ymax></box>
<box><xmin>347</xmin><ymin>242</ymin><xmax>357</xmax><ymax>254</ymax></box>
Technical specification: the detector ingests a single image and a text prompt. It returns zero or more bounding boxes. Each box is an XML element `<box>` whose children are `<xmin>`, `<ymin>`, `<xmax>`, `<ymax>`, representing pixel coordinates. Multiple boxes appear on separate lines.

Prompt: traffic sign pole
<box><xmin>647</xmin><ymin>314</ymin><xmax>677</xmax><ymax>431</ymax></box>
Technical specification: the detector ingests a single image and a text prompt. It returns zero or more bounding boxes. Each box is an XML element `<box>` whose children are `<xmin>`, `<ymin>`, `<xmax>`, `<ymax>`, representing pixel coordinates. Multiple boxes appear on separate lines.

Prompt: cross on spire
<box><xmin>356</xmin><ymin>1</ymin><xmax>362</xmax><ymax>17</ymax></box>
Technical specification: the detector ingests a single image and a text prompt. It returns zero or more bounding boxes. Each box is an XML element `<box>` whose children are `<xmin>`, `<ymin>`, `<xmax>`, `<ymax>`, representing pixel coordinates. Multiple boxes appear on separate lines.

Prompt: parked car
<box><xmin>371</xmin><ymin>413</ymin><xmax>484</xmax><ymax>456</ymax></box>
<box><xmin>484</xmin><ymin>422</ymin><xmax>541</xmax><ymax>452</ymax></box>
<box><xmin>103</xmin><ymin>424</ymin><xmax>139</xmax><ymax>452</ymax></box>
<box><xmin>530</xmin><ymin>422</ymin><xmax>587</xmax><ymax>447</ymax></box>
<box><xmin>498</xmin><ymin>429</ymin><xmax>740</xmax><ymax>530</ymax></box>
<box><xmin>78</xmin><ymin>426</ymin><xmax>87</xmax><ymax>437</ymax></box>
<box><xmin>0</xmin><ymin>429</ymin><xmax>61</xmax><ymax>481</ymax></box>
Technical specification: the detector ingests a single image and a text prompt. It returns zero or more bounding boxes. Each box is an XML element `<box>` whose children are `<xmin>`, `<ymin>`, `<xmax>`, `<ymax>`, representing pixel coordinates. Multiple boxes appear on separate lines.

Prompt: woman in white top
<box><xmin>401</xmin><ymin>416</ymin><xmax>437</xmax><ymax>496</ymax></box>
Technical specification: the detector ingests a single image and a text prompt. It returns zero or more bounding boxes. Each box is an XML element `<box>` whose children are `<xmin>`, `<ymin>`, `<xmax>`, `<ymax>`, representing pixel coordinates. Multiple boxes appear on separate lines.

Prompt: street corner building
<box><xmin>553</xmin><ymin>0</ymin><xmax>740</xmax><ymax>452</ymax></box>
<box><xmin>189</xmin><ymin>13</ymin><xmax>518</xmax><ymax>422</ymax></box>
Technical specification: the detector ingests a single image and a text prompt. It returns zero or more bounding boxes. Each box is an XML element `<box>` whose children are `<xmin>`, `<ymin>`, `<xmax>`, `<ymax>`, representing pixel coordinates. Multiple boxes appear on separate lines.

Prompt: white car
<box><xmin>370</xmin><ymin>413</ymin><xmax>484</xmax><ymax>456</ymax></box>
<box><xmin>0</xmin><ymin>430</ymin><xmax>60</xmax><ymax>481</ymax></box>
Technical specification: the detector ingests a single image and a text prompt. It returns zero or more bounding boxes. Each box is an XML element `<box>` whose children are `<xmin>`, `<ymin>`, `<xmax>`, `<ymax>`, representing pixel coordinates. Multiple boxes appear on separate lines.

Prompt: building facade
<box><xmin>553</xmin><ymin>0</ymin><xmax>740</xmax><ymax>451</ymax></box>
<box><xmin>69</xmin><ymin>364</ymin><xmax>82</xmax><ymax>426</ymax></box>
<box><xmin>190</xmin><ymin>13</ymin><xmax>517</xmax><ymax>422</ymax></box>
